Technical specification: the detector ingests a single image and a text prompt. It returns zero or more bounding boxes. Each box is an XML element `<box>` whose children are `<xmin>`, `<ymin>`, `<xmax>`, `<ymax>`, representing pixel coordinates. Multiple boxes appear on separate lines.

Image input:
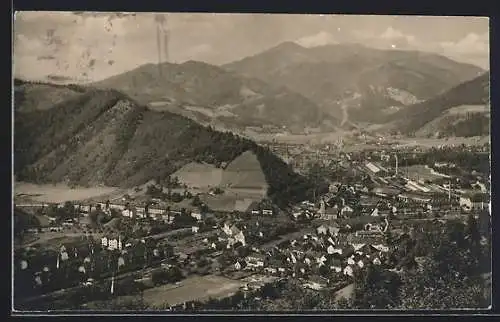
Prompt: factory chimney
<box><xmin>394</xmin><ymin>154</ymin><xmax>398</xmax><ymax>176</ymax></box>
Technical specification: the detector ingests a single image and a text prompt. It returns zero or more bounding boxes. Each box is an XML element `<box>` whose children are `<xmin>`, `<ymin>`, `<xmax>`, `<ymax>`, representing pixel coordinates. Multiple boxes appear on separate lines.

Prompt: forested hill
<box><xmin>14</xmin><ymin>85</ymin><xmax>325</xmax><ymax>207</ymax></box>
<box><xmin>384</xmin><ymin>72</ymin><xmax>490</xmax><ymax>135</ymax></box>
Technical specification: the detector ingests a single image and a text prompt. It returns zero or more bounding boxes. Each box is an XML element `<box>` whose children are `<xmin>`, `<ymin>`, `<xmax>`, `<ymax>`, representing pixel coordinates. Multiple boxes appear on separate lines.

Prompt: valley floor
<box><xmin>14</xmin><ymin>182</ymin><xmax>122</xmax><ymax>204</ymax></box>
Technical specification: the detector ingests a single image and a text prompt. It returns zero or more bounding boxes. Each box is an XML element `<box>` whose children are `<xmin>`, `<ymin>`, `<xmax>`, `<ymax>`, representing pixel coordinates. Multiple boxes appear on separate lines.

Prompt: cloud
<box><xmin>380</xmin><ymin>27</ymin><xmax>419</xmax><ymax>47</ymax></box>
<box><xmin>185</xmin><ymin>44</ymin><xmax>213</xmax><ymax>59</ymax></box>
<box><xmin>13</xmin><ymin>13</ymin><xmax>490</xmax><ymax>81</ymax></box>
<box><xmin>438</xmin><ymin>32</ymin><xmax>489</xmax><ymax>69</ymax></box>
<box><xmin>295</xmin><ymin>31</ymin><xmax>338</xmax><ymax>47</ymax></box>
<box><xmin>352</xmin><ymin>27</ymin><xmax>420</xmax><ymax>50</ymax></box>
<box><xmin>440</xmin><ymin>32</ymin><xmax>489</xmax><ymax>55</ymax></box>
<box><xmin>14</xmin><ymin>12</ymin><xmax>161</xmax><ymax>82</ymax></box>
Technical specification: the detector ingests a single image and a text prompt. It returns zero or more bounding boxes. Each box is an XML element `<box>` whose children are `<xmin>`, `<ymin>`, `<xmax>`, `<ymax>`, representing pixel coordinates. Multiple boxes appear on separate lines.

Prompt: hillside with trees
<box><xmin>383</xmin><ymin>72</ymin><xmax>490</xmax><ymax>136</ymax></box>
<box><xmin>14</xmin><ymin>84</ymin><xmax>325</xmax><ymax>208</ymax></box>
<box><xmin>91</xmin><ymin>60</ymin><xmax>337</xmax><ymax>132</ymax></box>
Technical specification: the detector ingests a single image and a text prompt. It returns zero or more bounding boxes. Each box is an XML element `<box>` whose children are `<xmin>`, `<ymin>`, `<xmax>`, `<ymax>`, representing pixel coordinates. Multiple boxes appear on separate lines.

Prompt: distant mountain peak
<box><xmin>268</xmin><ymin>41</ymin><xmax>307</xmax><ymax>52</ymax></box>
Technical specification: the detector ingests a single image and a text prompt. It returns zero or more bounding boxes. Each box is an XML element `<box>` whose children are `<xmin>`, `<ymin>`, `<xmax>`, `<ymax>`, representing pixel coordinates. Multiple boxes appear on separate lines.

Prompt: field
<box><xmin>168</xmin><ymin>151</ymin><xmax>268</xmax><ymax>213</ymax></box>
<box><xmin>447</xmin><ymin>104</ymin><xmax>489</xmax><ymax>115</ymax></box>
<box><xmin>201</xmin><ymin>188</ymin><xmax>264</xmax><ymax>213</ymax></box>
<box><xmin>394</xmin><ymin>136</ymin><xmax>489</xmax><ymax>148</ymax></box>
<box><xmin>172</xmin><ymin>162</ymin><xmax>223</xmax><ymax>189</ymax></box>
<box><xmin>249</xmin><ymin>131</ymin><xmax>347</xmax><ymax>144</ymax></box>
<box><xmin>399</xmin><ymin>165</ymin><xmax>450</xmax><ymax>182</ymax></box>
<box><xmin>14</xmin><ymin>182</ymin><xmax>121</xmax><ymax>204</ymax></box>
<box><xmin>85</xmin><ymin>275</ymin><xmax>246</xmax><ymax>309</ymax></box>
<box><xmin>143</xmin><ymin>275</ymin><xmax>244</xmax><ymax>307</ymax></box>
<box><xmin>221</xmin><ymin>151</ymin><xmax>268</xmax><ymax>190</ymax></box>
<box><xmin>334</xmin><ymin>283</ymin><xmax>355</xmax><ymax>302</ymax></box>
<box><xmin>21</xmin><ymin>231</ymin><xmax>102</xmax><ymax>250</ymax></box>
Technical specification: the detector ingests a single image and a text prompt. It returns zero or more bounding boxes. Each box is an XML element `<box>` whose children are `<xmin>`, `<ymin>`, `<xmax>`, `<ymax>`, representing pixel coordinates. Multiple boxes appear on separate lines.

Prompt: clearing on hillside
<box><xmin>172</xmin><ymin>162</ymin><xmax>223</xmax><ymax>189</ymax></box>
<box><xmin>221</xmin><ymin>150</ymin><xmax>268</xmax><ymax>194</ymax></box>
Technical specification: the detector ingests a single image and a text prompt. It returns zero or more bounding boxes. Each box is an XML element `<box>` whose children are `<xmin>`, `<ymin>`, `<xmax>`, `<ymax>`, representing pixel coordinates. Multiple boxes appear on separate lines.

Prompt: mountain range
<box><xmin>14</xmin><ymin>81</ymin><xmax>325</xmax><ymax>207</ymax></box>
<box><xmin>91</xmin><ymin>60</ymin><xmax>338</xmax><ymax>134</ymax></box>
<box><xmin>223</xmin><ymin>42</ymin><xmax>485</xmax><ymax>124</ymax></box>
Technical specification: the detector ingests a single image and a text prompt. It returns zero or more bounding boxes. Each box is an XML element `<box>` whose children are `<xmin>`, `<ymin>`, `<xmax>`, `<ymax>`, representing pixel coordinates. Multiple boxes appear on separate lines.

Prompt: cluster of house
<box><xmin>291</xmin><ymin>183</ymin><xmax>393</xmax><ymax>221</ymax></box>
<box><xmin>228</xmin><ymin>222</ymin><xmax>392</xmax><ymax>290</ymax></box>
<box><xmin>295</xmin><ymin>162</ymin><xmax>489</xmax><ymax>222</ymax></box>
<box><xmin>198</xmin><ymin>221</ymin><xmax>258</xmax><ymax>251</ymax></box>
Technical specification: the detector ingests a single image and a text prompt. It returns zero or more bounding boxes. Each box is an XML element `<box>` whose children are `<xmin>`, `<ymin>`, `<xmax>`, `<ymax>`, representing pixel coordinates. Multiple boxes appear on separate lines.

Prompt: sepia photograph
<box><xmin>12</xmin><ymin>12</ymin><xmax>491</xmax><ymax>312</ymax></box>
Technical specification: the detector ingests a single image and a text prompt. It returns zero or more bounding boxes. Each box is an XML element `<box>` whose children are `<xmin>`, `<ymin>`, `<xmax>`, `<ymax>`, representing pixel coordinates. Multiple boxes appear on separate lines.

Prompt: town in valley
<box><xmin>13</xmin><ymin>12</ymin><xmax>491</xmax><ymax>312</ymax></box>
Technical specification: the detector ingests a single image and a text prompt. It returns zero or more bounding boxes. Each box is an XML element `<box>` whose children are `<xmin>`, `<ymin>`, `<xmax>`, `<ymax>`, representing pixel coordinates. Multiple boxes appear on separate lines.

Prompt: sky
<box><xmin>13</xmin><ymin>12</ymin><xmax>490</xmax><ymax>83</ymax></box>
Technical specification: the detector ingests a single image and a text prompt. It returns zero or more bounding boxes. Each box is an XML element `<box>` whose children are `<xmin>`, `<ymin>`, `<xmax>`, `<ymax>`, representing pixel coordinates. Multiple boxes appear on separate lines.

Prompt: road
<box><xmin>147</xmin><ymin>228</ymin><xmax>192</xmax><ymax>241</ymax></box>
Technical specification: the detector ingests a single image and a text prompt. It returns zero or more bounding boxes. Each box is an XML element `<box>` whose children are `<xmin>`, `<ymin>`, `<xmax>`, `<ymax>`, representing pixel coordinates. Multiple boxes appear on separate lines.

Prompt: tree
<box><xmin>170</xmin><ymin>192</ymin><xmax>183</xmax><ymax>203</ymax></box>
<box><xmin>336</xmin><ymin>296</ymin><xmax>352</xmax><ymax>309</ymax></box>
<box><xmin>466</xmin><ymin>214</ymin><xmax>481</xmax><ymax>248</ymax></box>
<box><xmin>396</xmin><ymin>221</ymin><xmax>490</xmax><ymax>310</ymax></box>
<box><xmin>260</xmin><ymin>283</ymin><xmax>279</xmax><ymax>299</ymax></box>
<box><xmin>191</xmin><ymin>195</ymin><xmax>202</xmax><ymax>207</ymax></box>
<box><xmin>350</xmin><ymin>265</ymin><xmax>402</xmax><ymax>309</ymax></box>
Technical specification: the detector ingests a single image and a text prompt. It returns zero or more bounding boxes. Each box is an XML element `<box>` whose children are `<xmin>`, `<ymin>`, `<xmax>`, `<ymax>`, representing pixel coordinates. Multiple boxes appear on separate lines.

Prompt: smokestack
<box><xmin>395</xmin><ymin>154</ymin><xmax>398</xmax><ymax>176</ymax></box>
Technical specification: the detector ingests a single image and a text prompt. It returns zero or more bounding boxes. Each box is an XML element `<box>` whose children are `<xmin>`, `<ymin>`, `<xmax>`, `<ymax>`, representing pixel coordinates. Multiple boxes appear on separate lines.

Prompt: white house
<box><xmin>234</xmin><ymin>261</ymin><xmax>242</xmax><ymax>270</ymax></box>
<box><xmin>373</xmin><ymin>257</ymin><xmax>382</xmax><ymax>265</ymax></box>
<box><xmin>108</xmin><ymin>239</ymin><xmax>118</xmax><ymax>250</ymax></box>
<box><xmin>347</xmin><ymin>257</ymin><xmax>356</xmax><ymax>266</ymax></box>
<box><xmin>327</xmin><ymin>245</ymin><xmax>335</xmax><ymax>255</ymax></box>
<box><xmin>372</xmin><ymin>244</ymin><xmax>390</xmax><ymax>253</ymax></box>
<box><xmin>149</xmin><ymin>208</ymin><xmax>165</xmax><ymax>216</ymax></box>
<box><xmin>331</xmin><ymin>265</ymin><xmax>342</xmax><ymax>273</ymax></box>
<box><xmin>135</xmin><ymin>207</ymin><xmax>146</xmax><ymax>218</ymax></box>
<box><xmin>192</xmin><ymin>226</ymin><xmax>200</xmax><ymax>234</ymax></box>
<box><xmin>352</xmin><ymin>243</ymin><xmax>366</xmax><ymax>252</ymax></box>
<box><xmin>191</xmin><ymin>212</ymin><xmax>202</xmax><ymax>221</ymax></box>
<box><xmin>341</xmin><ymin>205</ymin><xmax>354</xmax><ymax>217</ymax></box>
<box><xmin>222</xmin><ymin>222</ymin><xmax>233</xmax><ymax>236</ymax></box>
<box><xmin>329</xmin><ymin>226</ymin><xmax>340</xmax><ymax>237</ymax></box>
<box><xmin>234</xmin><ymin>231</ymin><xmax>246</xmax><ymax>246</ymax></box>
<box><xmin>317</xmin><ymin>225</ymin><xmax>328</xmax><ymax>235</ymax></box>
<box><xmin>316</xmin><ymin>255</ymin><xmax>327</xmax><ymax>267</ymax></box>
<box><xmin>101</xmin><ymin>237</ymin><xmax>108</xmax><ymax>247</ymax></box>
<box><xmin>343</xmin><ymin>265</ymin><xmax>354</xmax><ymax>277</ymax></box>
<box><xmin>246</xmin><ymin>254</ymin><xmax>265</xmax><ymax>268</ymax></box>
<box><xmin>357</xmin><ymin>260</ymin><xmax>365</xmax><ymax>268</ymax></box>
<box><xmin>110</xmin><ymin>203</ymin><xmax>126</xmax><ymax>211</ymax></box>
<box><xmin>122</xmin><ymin>209</ymin><xmax>134</xmax><ymax>217</ymax></box>
<box><xmin>459</xmin><ymin>196</ymin><xmax>473</xmax><ymax>209</ymax></box>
